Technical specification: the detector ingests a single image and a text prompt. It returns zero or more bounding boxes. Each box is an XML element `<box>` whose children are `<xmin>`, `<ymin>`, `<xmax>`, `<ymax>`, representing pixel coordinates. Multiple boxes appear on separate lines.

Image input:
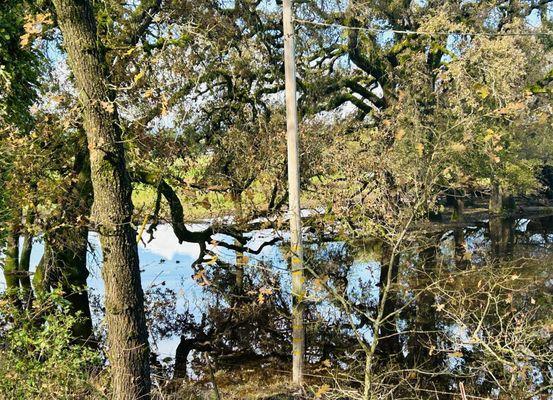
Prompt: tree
<box><xmin>50</xmin><ymin>0</ymin><xmax>151</xmax><ymax>397</ymax></box>
<box><xmin>0</xmin><ymin>0</ymin><xmax>42</xmax><ymax>306</ymax></box>
<box><xmin>297</xmin><ymin>0</ymin><xmax>552</xmax><ymax>214</ymax></box>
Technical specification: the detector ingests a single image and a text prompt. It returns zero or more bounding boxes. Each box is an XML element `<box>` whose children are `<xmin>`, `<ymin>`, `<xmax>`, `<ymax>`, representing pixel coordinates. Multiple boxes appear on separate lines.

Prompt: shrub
<box><xmin>0</xmin><ymin>290</ymin><xmax>105</xmax><ymax>399</ymax></box>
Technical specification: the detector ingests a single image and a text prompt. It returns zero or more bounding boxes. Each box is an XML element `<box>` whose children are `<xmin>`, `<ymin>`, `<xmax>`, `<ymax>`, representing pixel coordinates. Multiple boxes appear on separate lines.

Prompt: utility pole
<box><xmin>282</xmin><ymin>0</ymin><xmax>305</xmax><ymax>386</ymax></box>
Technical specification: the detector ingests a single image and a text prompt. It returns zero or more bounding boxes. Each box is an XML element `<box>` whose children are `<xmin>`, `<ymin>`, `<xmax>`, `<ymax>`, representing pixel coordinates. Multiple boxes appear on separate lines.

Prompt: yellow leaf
<box><xmin>20</xmin><ymin>33</ymin><xmax>30</xmax><ymax>47</ymax></box>
<box><xmin>315</xmin><ymin>384</ymin><xmax>331</xmax><ymax>398</ymax></box>
<box><xmin>161</xmin><ymin>94</ymin><xmax>168</xmax><ymax>116</ymax></box>
<box><xmin>206</xmin><ymin>256</ymin><xmax>218</xmax><ymax>265</ymax></box>
<box><xmin>237</xmin><ymin>255</ymin><xmax>249</xmax><ymax>265</ymax></box>
<box><xmin>450</xmin><ymin>143</ymin><xmax>466</xmax><ymax>153</ymax></box>
<box><xmin>193</xmin><ymin>269</ymin><xmax>211</xmax><ymax>286</ymax></box>
<box><xmin>416</xmin><ymin>143</ymin><xmax>424</xmax><ymax>157</ymax></box>
<box><xmin>193</xmin><ymin>269</ymin><xmax>205</xmax><ymax>281</ymax></box>
<box><xmin>35</xmin><ymin>13</ymin><xmax>53</xmax><ymax>25</ymax></box>
<box><xmin>50</xmin><ymin>94</ymin><xmax>64</xmax><ymax>103</ymax></box>
<box><xmin>484</xmin><ymin>129</ymin><xmax>495</xmax><ymax>142</ymax></box>
<box><xmin>124</xmin><ymin>47</ymin><xmax>136</xmax><ymax>56</ymax></box>
<box><xmin>407</xmin><ymin>371</ymin><xmax>417</xmax><ymax>380</ymax></box>
<box><xmin>133</xmin><ymin>70</ymin><xmax>145</xmax><ymax>84</ymax></box>
<box><xmin>20</xmin><ymin>13</ymin><xmax>53</xmax><ymax>47</ymax></box>
<box><xmin>474</xmin><ymin>83</ymin><xmax>489</xmax><ymax>99</ymax></box>
<box><xmin>143</xmin><ymin>89</ymin><xmax>154</xmax><ymax>99</ymax></box>
<box><xmin>259</xmin><ymin>287</ymin><xmax>273</xmax><ymax>295</ymax></box>
<box><xmin>23</xmin><ymin>21</ymin><xmax>40</xmax><ymax>35</ymax></box>
<box><xmin>497</xmin><ymin>102</ymin><xmax>525</xmax><ymax>115</ymax></box>
<box><xmin>429</xmin><ymin>345</ymin><xmax>436</xmax><ymax>356</ymax></box>
<box><xmin>395</xmin><ymin>128</ymin><xmax>405</xmax><ymax>141</ymax></box>
<box><xmin>448</xmin><ymin>351</ymin><xmax>463</xmax><ymax>358</ymax></box>
<box><xmin>257</xmin><ymin>287</ymin><xmax>274</xmax><ymax>304</ymax></box>
<box><xmin>257</xmin><ymin>293</ymin><xmax>266</xmax><ymax>304</ymax></box>
<box><xmin>314</xmin><ymin>274</ymin><xmax>329</xmax><ymax>290</ymax></box>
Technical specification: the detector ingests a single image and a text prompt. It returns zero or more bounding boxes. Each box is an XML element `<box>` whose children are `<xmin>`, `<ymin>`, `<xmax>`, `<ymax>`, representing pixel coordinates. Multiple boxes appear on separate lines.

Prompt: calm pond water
<box><xmin>1</xmin><ymin>214</ymin><xmax>553</xmax><ymax>371</ymax></box>
<box><xmin>1</xmin><ymin>222</ymin><xmax>291</xmax><ymax>360</ymax></box>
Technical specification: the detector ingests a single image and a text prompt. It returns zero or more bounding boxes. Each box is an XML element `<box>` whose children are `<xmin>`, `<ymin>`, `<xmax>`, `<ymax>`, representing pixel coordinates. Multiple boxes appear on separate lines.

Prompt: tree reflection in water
<box><xmin>142</xmin><ymin>215</ymin><xmax>553</xmax><ymax>398</ymax></box>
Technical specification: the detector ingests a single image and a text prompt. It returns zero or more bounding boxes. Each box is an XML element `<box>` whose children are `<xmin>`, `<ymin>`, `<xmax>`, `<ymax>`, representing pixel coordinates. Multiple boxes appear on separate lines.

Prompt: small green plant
<box><xmin>0</xmin><ymin>289</ymin><xmax>105</xmax><ymax>399</ymax></box>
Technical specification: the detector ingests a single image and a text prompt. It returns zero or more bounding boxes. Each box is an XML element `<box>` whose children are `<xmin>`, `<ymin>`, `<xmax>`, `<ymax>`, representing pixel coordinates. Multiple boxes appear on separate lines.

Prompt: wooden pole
<box><xmin>282</xmin><ymin>0</ymin><xmax>305</xmax><ymax>386</ymax></box>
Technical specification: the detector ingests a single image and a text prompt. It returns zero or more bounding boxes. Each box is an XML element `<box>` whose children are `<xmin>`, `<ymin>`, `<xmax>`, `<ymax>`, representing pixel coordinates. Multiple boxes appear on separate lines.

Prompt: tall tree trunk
<box><xmin>51</xmin><ymin>147</ymin><xmax>94</xmax><ymax>341</ymax></box>
<box><xmin>231</xmin><ymin>191</ymin><xmax>245</xmax><ymax>297</ymax></box>
<box><xmin>19</xmin><ymin>225</ymin><xmax>33</xmax><ymax>308</ymax></box>
<box><xmin>173</xmin><ymin>337</ymin><xmax>192</xmax><ymax>380</ymax></box>
<box><xmin>489</xmin><ymin>181</ymin><xmax>516</xmax><ymax>215</ymax></box>
<box><xmin>3</xmin><ymin>221</ymin><xmax>20</xmax><ymax>304</ymax></box>
<box><xmin>51</xmin><ymin>0</ymin><xmax>151</xmax><ymax>398</ymax></box>
<box><xmin>32</xmin><ymin>253</ymin><xmax>47</xmax><ymax>296</ymax></box>
<box><xmin>489</xmin><ymin>181</ymin><xmax>503</xmax><ymax>215</ymax></box>
<box><xmin>31</xmin><ymin>147</ymin><xmax>95</xmax><ymax>341</ymax></box>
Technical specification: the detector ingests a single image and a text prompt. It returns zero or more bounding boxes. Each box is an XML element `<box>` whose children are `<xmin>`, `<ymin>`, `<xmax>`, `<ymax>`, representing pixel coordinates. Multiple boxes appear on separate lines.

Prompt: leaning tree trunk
<box><xmin>51</xmin><ymin>0</ymin><xmax>151</xmax><ymax>398</ymax></box>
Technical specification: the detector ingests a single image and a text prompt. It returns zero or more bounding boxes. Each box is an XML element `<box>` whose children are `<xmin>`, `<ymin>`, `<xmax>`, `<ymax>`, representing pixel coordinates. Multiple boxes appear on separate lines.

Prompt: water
<box><xmin>1</xmin><ymin>213</ymin><xmax>552</xmax><ymax>393</ymax></box>
<box><xmin>0</xmin><ymin>222</ymin><xmax>289</xmax><ymax>360</ymax></box>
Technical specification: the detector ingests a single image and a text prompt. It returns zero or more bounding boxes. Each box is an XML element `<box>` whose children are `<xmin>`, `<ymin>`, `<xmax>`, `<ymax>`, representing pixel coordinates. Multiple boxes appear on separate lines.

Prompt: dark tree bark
<box><xmin>446</xmin><ymin>189</ymin><xmax>465</xmax><ymax>222</ymax></box>
<box><xmin>489</xmin><ymin>217</ymin><xmax>515</xmax><ymax>259</ymax></box>
<box><xmin>2</xmin><ymin>212</ymin><xmax>33</xmax><ymax>308</ymax></box>
<box><xmin>489</xmin><ymin>181</ymin><xmax>516</xmax><ymax>216</ymax></box>
<box><xmin>51</xmin><ymin>0</ymin><xmax>151</xmax><ymax>397</ymax></box>
<box><xmin>50</xmin><ymin>147</ymin><xmax>94</xmax><ymax>341</ymax></box>
<box><xmin>3</xmin><ymin>221</ymin><xmax>20</xmax><ymax>304</ymax></box>
<box><xmin>48</xmin><ymin>227</ymin><xmax>94</xmax><ymax>340</ymax></box>
<box><xmin>19</xmin><ymin>223</ymin><xmax>33</xmax><ymax>308</ymax></box>
<box><xmin>453</xmin><ymin>228</ymin><xmax>469</xmax><ymax>269</ymax></box>
<box><xmin>30</xmin><ymin>146</ymin><xmax>95</xmax><ymax>340</ymax></box>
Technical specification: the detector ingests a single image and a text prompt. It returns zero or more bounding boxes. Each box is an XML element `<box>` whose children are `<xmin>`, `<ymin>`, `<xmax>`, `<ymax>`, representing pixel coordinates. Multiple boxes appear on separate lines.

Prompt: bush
<box><xmin>0</xmin><ymin>290</ymin><xmax>105</xmax><ymax>400</ymax></box>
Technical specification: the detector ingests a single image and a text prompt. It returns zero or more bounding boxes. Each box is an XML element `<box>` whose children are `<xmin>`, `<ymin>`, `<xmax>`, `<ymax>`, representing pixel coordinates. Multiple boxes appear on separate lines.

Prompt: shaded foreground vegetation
<box><xmin>1</xmin><ymin>0</ymin><xmax>553</xmax><ymax>399</ymax></box>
